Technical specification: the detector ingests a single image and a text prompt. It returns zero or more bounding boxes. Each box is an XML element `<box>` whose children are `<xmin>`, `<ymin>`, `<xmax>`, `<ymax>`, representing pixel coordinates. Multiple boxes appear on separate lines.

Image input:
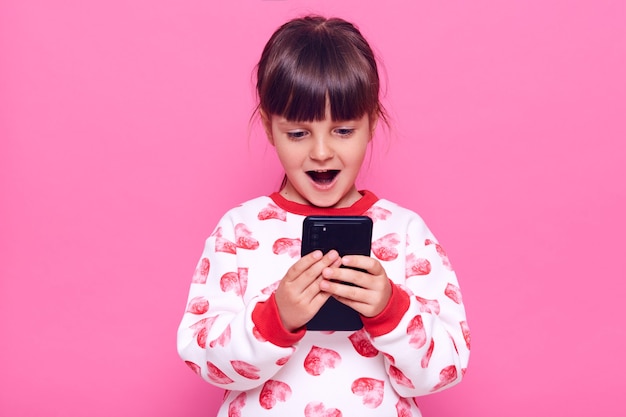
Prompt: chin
<box><xmin>310</xmin><ymin>194</ymin><xmax>350</xmax><ymax>209</ymax></box>
<box><xmin>307</xmin><ymin>199</ymin><xmax>337</xmax><ymax>209</ymax></box>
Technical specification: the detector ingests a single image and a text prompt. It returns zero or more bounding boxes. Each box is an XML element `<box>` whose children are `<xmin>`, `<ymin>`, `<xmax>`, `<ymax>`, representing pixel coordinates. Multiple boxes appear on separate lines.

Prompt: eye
<box><xmin>287</xmin><ymin>130</ymin><xmax>308</xmax><ymax>140</ymax></box>
<box><xmin>334</xmin><ymin>128</ymin><xmax>355</xmax><ymax>137</ymax></box>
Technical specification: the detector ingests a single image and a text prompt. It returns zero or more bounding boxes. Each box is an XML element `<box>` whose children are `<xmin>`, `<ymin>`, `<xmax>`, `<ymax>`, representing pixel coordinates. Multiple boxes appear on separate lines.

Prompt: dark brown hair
<box><xmin>256</xmin><ymin>15</ymin><xmax>386</xmax><ymax>124</ymax></box>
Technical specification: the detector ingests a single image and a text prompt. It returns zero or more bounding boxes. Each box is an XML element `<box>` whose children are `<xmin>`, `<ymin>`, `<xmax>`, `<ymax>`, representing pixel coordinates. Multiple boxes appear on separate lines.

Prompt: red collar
<box><xmin>269</xmin><ymin>190</ymin><xmax>379</xmax><ymax>216</ymax></box>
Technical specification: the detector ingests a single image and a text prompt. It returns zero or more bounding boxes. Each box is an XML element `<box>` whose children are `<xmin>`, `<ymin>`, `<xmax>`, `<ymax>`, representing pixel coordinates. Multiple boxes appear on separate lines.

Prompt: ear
<box><xmin>368</xmin><ymin>113</ymin><xmax>379</xmax><ymax>141</ymax></box>
<box><xmin>260</xmin><ymin>109</ymin><xmax>275</xmax><ymax>146</ymax></box>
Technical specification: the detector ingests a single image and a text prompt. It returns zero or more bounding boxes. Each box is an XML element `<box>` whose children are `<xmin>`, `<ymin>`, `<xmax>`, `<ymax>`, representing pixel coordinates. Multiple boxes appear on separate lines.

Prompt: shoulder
<box><xmin>215</xmin><ymin>195</ymin><xmax>289</xmax><ymax>226</ymax></box>
<box><xmin>367</xmin><ymin>198</ymin><xmax>425</xmax><ymax>224</ymax></box>
<box><xmin>221</xmin><ymin>195</ymin><xmax>276</xmax><ymax>216</ymax></box>
<box><xmin>367</xmin><ymin>197</ymin><xmax>438</xmax><ymax>240</ymax></box>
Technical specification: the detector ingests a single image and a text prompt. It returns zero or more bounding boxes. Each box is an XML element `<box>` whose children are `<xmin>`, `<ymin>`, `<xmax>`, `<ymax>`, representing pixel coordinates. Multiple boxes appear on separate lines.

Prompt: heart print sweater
<box><xmin>177</xmin><ymin>190</ymin><xmax>470</xmax><ymax>417</ymax></box>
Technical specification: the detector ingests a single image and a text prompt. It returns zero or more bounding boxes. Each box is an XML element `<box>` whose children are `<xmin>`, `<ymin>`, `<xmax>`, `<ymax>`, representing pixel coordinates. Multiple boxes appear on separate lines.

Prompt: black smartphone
<box><xmin>301</xmin><ymin>215</ymin><xmax>373</xmax><ymax>331</ymax></box>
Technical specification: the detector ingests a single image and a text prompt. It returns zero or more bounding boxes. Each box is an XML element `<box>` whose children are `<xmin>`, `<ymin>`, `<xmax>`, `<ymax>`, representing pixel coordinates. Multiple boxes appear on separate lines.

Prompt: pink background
<box><xmin>1</xmin><ymin>0</ymin><xmax>624</xmax><ymax>415</ymax></box>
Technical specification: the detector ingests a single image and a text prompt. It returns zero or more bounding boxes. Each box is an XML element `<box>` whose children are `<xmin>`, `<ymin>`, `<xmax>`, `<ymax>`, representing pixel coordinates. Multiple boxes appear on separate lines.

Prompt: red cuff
<box><xmin>361</xmin><ymin>281</ymin><xmax>410</xmax><ymax>337</ymax></box>
<box><xmin>251</xmin><ymin>293</ymin><xmax>306</xmax><ymax>347</ymax></box>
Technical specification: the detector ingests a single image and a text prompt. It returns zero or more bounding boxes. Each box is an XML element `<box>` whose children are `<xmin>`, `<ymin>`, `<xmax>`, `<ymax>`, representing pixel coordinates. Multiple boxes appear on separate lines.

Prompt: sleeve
<box><xmin>362</xmin><ymin>215</ymin><xmax>471</xmax><ymax>397</ymax></box>
<box><xmin>176</xmin><ymin>212</ymin><xmax>301</xmax><ymax>391</ymax></box>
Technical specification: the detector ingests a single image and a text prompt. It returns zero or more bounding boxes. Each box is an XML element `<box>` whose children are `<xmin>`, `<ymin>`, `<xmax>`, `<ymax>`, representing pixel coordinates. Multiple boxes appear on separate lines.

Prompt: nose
<box><xmin>309</xmin><ymin>136</ymin><xmax>334</xmax><ymax>161</ymax></box>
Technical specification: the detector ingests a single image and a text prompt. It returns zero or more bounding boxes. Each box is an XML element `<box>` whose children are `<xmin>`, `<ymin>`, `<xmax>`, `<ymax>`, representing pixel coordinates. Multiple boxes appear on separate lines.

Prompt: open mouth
<box><xmin>306</xmin><ymin>170</ymin><xmax>339</xmax><ymax>185</ymax></box>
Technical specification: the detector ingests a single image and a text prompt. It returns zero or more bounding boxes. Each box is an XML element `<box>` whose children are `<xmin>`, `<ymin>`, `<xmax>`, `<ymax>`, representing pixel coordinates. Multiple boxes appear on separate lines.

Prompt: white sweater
<box><xmin>177</xmin><ymin>191</ymin><xmax>470</xmax><ymax>417</ymax></box>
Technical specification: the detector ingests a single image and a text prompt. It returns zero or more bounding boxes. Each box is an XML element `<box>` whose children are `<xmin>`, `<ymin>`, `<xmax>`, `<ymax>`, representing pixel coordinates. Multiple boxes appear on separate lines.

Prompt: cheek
<box><xmin>275</xmin><ymin>147</ymin><xmax>301</xmax><ymax>170</ymax></box>
<box><xmin>346</xmin><ymin>144</ymin><xmax>369</xmax><ymax>167</ymax></box>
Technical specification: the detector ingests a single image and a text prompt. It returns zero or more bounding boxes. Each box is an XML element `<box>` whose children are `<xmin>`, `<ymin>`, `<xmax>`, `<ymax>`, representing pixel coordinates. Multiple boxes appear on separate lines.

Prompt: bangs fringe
<box><xmin>259</xmin><ymin>26</ymin><xmax>378</xmax><ymax>122</ymax></box>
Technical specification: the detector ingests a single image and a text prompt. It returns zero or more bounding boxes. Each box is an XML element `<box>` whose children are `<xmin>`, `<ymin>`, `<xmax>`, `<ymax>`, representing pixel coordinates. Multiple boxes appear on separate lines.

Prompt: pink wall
<box><xmin>1</xmin><ymin>0</ymin><xmax>624</xmax><ymax>415</ymax></box>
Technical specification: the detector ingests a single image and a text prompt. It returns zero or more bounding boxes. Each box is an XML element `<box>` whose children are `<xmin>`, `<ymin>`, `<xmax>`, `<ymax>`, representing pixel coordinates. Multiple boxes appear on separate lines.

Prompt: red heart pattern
<box><xmin>395</xmin><ymin>397</ymin><xmax>413</xmax><ymax>417</ymax></box>
<box><xmin>407</xmin><ymin>315</ymin><xmax>427</xmax><ymax>349</ymax></box>
<box><xmin>214</xmin><ymin>227</ymin><xmax>237</xmax><ymax>254</ymax></box>
<box><xmin>364</xmin><ymin>206</ymin><xmax>391</xmax><ymax>222</ymax></box>
<box><xmin>389</xmin><ymin>364</ymin><xmax>415</xmax><ymax>388</ymax></box>
<box><xmin>414</xmin><ymin>295</ymin><xmax>440</xmax><ymax>315</ymax></box>
<box><xmin>421</xmin><ymin>339</ymin><xmax>435</xmax><ymax>368</ymax></box>
<box><xmin>348</xmin><ymin>329</ymin><xmax>379</xmax><ymax>358</ymax></box>
<box><xmin>184</xmin><ymin>360</ymin><xmax>201</xmax><ymax>376</ymax></box>
<box><xmin>351</xmin><ymin>377</ymin><xmax>384</xmax><ymax>408</ymax></box>
<box><xmin>231</xmin><ymin>360</ymin><xmax>261</xmax><ymax>380</ymax></box>
<box><xmin>192</xmin><ymin>258</ymin><xmax>210</xmax><ymax>284</ymax></box>
<box><xmin>186</xmin><ymin>296</ymin><xmax>209</xmax><ymax>315</ymax></box>
<box><xmin>461</xmin><ymin>320</ymin><xmax>471</xmax><ymax>350</ymax></box>
<box><xmin>431</xmin><ymin>365</ymin><xmax>458</xmax><ymax>392</ymax></box>
<box><xmin>259</xmin><ymin>380</ymin><xmax>292</xmax><ymax>410</ymax></box>
<box><xmin>304</xmin><ymin>402</ymin><xmax>342</xmax><ymax>417</ymax></box>
<box><xmin>425</xmin><ymin>239</ymin><xmax>453</xmax><ymax>270</ymax></box>
<box><xmin>257</xmin><ymin>203</ymin><xmax>287</xmax><ymax>221</ymax></box>
<box><xmin>272</xmin><ymin>237</ymin><xmax>301</xmax><ymax>258</ymax></box>
<box><xmin>444</xmin><ymin>283</ymin><xmax>462</xmax><ymax>304</ymax></box>
<box><xmin>235</xmin><ymin>223</ymin><xmax>260</xmax><ymax>250</ymax></box>
<box><xmin>227</xmin><ymin>392</ymin><xmax>247</xmax><ymax>417</ymax></box>
<box><xmin>303</xmin><ymin>346</ymin><xmax>342</xmax><ymax>376</ymax></box>
<box><xmin>206</xmin><ymin>360</ymin><xmax>234</xmax><ymax>385</ymax></box>
<box><xmin>405</xmin><ymin>253</ymin><xmax>431</xmax><ymax>277</ymax></box>
<box><xmin>209</xmin><ymin>324</ymin><xmax>231</xmax><ymax>348</ymax></box>
<box><xmin>190</xmin><ymin>316</ymin><xmax>217</xmax><ymax>349</ymax></box>
<box><xmin>372</xmin><ymin>233</ymin><xmax>401</xmax><ymax>261</ymax></box>
<box><xmin>220</xmin><ymin>268</ymin><xmax>248</xmax><ymax>296</ymax></box>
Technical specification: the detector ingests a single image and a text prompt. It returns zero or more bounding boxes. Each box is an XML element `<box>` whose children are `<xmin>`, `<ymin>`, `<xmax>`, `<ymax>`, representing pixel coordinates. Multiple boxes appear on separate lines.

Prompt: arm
<box><xmin>176</xmin><ymin>214</ymin><xmax>294</xmax><ymax>391</ymax></box>
<box><xmin>318</xmin><ymin>214</ymin><xmax>470</xmax><ymax>396</ymax></box>
<box><xmin>366</xmin><ymin>216</ymin><xmax>470</xmax><ymax>396</ymax></box>
<box><xmin>177</xmin><ymin>213</ymin><xmax>342</xmax><ymax>391</ymax></box>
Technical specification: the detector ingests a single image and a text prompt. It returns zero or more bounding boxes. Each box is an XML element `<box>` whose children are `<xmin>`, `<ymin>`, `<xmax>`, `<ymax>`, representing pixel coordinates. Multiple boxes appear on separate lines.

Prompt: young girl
<box><xmin>177</xmin><ymin>15</ymin><xmax>470</xmax><ymax>417</ymax></box>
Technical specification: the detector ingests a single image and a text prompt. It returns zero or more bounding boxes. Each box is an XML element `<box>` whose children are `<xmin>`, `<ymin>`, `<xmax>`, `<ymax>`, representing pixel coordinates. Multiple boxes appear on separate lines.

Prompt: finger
<box><xmin>278</xmin><ymin>283</ymin><xmax>333</xmax><ymax>331</ymax></box>
<box><xmin>329</xmin><ymin>256</ymin><xmax>342</xmax><ymax>268</ymax></box>
<box><xmin>320</xmin><ymin>278</ymin><xmax>390</xmax><ymax>318</ymax></box>
<box><xmin>281</xmin><ymin>250</ymin><xmax>340</xmax><ymax>300</ymax></box>
<box><xmin>301</xmin><ymin>250</ymin><xmax>340</xmax><ymax>281</ymax></box>
<box><xmin>282</xmin><ymin>250</ymin><xmax>323</xmax><ymax>282</ymax></box>
<box><xmin>341</xmin><ymin>255</ymin><xmax>382</xmax><ymax>275</ymax></box>
<box><xmin>321</xmin><ymin>265</ymin><xmax>362</xmax><ymax>287</ymax></box>
<box><xmin>320</xmin><ymin>277</ymin><xmax>366</xmax><ymax>303</ymax></box>
<box><xmin>309</xmin><ymin>286</ymin><xmax>333</xmax><ymax>310</ymax></box>
<box><xmin>298</xmin><ymin>251</ymin><xmax>341</xmax><ymax>295</ymax></box>
<box><xmin>321</xmin><ymin>257</ymin><xmax>390</xmax><ymax>296</ymax></box>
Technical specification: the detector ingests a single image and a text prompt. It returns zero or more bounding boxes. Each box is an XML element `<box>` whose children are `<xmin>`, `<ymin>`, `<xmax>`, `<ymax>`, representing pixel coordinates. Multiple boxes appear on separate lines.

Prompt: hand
<box><xmin>274</xmin><ymin>250</ymin><xmax>342</xmax><ymax>331</ymax></box>
<box><xmin>319</xmin><ymin>255</ymin><xmax>392</xmax><ymax>318</ymax></box>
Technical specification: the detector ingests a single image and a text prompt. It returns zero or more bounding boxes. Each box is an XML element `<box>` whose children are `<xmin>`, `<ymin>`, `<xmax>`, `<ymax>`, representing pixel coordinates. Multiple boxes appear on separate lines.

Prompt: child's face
<box><xmin>263</xmin><ymin>107</ymin><xmax>374</xmax><ymax>208</ymax></box>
